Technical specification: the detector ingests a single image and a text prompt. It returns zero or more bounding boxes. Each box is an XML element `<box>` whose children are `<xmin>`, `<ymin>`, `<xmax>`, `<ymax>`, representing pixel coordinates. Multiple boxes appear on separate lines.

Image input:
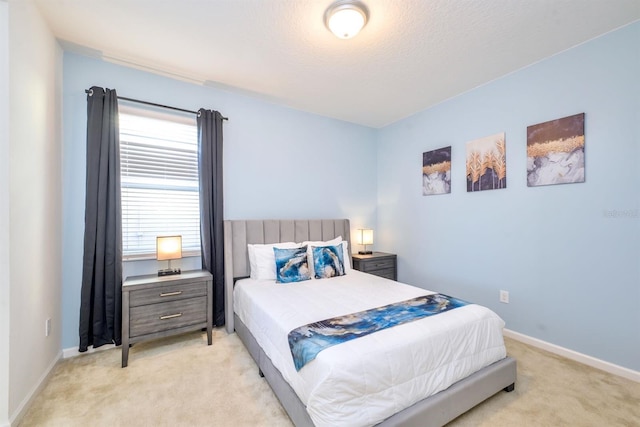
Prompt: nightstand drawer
<box><xmin>129</xmin><ymin>281</ymin><xmax>207</xmax><ymax>307</ymax></box>
<box><xmin>372</xmin><ymin>268</ymin><xmax>396</xmax><ymax>280</ymax></box>
<box><xmin>352</xmin><ymin>252</ymin><xmax>397</xmax><ymax>281</ymax></box>
<box><xmin>360</xmin><ymin>258</ymin><xmax>395</xmax><ymax>272</ymax></box>
<box><xmin>129</xmin><ymin>296</ymin><xmax>207</xmax><ymax>337</ymax></box>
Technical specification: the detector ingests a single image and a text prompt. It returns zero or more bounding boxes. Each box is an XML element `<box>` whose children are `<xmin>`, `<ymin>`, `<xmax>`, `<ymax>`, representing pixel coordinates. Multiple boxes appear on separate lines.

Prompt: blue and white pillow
<box><xmin>312</xmin><ymin>245</ymin><xmax>345</xmax><ymax>279</ymax></box>
<box><xmin>274</xmin><ymin>246</ymin><xmax>311</xmax><ymax>283</ymax></box>
<box><xmin>303</xmin><ymin>237</ymin><xmax>352</xmax><ymax>277</ymax></box>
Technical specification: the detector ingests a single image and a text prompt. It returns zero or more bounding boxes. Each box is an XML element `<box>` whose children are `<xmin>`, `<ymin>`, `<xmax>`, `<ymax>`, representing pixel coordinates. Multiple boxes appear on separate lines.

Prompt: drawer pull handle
<box><xmin>160</xmin><ymin>291</ymin><xmax>182</xmax><ymax>297</ymax></box>
<box><xmin>160</xmin><ymin>313</ymin><xmax>183</xmax><ymax>320</ymax></box>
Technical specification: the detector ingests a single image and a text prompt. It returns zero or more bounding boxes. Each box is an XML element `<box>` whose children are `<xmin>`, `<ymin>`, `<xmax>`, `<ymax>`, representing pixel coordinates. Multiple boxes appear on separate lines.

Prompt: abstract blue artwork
<box><xmin>288</xmin><ymin>293</ymin><xmax>469</xmax><ymax>370</ymax></box>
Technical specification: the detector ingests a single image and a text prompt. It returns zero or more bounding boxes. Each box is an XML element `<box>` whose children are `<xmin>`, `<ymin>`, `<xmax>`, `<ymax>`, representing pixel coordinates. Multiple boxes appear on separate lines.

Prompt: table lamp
<box><xmin>156</xmin><ymin>235</ymin><xmax>182</xmax><ymax>276</ymax></box>
<box><xmin>357</xmin><ymin>229</ymin><xmax>373</xmax><ymax>255</ymax></box>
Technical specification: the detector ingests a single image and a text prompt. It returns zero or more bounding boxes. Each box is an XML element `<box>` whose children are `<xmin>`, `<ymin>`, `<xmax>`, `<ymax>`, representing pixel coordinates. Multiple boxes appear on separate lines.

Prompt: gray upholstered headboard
<box><xmin>223</xmin><ymin>219</ymin><xmax>351</xmax><ymax>333</ymax></box>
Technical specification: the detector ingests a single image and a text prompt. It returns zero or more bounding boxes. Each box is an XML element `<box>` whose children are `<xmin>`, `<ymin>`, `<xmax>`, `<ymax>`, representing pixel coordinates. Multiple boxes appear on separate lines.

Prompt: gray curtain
<box><xmin>197</xmin><ymin>109</ymin><xmax>225</xmax><ymax>326</ymax></box>
<box><xmin>79</xmin><ymin>86</ymin><xmax>123</xmax><ymax>352</ymax></box>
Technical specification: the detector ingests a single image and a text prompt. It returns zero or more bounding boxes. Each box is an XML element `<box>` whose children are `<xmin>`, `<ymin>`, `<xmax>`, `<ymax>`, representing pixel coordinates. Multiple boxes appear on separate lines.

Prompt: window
<box><xmin>119</xmin><ymin>105</ymin><xmax>200</xmax><ymax>259</ymax></box>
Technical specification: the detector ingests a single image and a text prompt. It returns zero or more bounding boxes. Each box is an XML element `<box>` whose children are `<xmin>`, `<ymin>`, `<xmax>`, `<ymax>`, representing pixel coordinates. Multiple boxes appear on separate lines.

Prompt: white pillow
<box><xmin>248</xmin><ymin>242</ymin><xmax>301</xmax><ymax>280</ymax></box>
<box><xmin>302</xmin><ymin>237</ymin><xmax>352</xmax><ymax>277</ymax></box>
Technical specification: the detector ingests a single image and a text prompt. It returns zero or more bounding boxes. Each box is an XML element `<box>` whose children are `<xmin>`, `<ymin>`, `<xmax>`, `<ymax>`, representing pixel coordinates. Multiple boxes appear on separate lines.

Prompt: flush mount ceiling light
<box><xmin>324</xmin><ymin>0</ymin><xmax>369</xmax><ymax>39</ymax></box>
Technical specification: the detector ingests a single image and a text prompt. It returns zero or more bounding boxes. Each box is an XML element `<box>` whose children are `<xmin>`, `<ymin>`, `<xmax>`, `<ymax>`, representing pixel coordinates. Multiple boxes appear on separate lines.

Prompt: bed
<box><xmin>224</xmin><ymin>219</ymin><xmax>516</xmax><ymax>427</ymax></box>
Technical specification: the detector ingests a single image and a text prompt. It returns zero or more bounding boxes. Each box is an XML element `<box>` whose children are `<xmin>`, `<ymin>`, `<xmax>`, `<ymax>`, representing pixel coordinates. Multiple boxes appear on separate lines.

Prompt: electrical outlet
<box><xmin>45</xmin><ymin>318</ymin><xmax>51</xmax><ymax>337</ymax></box>
<box><xmin>499</xmin><ymin>290</ymin><xmax>509</xmax><ymax>304</ymax></box>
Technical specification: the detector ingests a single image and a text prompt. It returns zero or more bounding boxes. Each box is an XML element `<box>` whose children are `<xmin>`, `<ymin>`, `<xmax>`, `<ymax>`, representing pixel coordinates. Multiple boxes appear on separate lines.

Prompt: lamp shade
<box><xmin>357</xmin><ymin>229</ymin><xmax>374</xmax><ymax>245</ymax></box>
<box><xmin>156</xmin><ymin>235</ymin><xmax>182</xmax><ymax>261</ymax></box>
<box><xmin>324</xmin><ymin>0</ymin><xmax>368</xmax><ymax>39</ymax></box>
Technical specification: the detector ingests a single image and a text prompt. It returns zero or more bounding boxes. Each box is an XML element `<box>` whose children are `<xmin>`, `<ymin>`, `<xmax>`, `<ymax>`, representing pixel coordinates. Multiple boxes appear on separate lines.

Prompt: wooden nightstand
<box><xmin>352</xmin><ymin>252</ymin><xmax>397</xmax><ymax>280</ymax></box>
<box><xmin>121</xmin><ymin>270</ymin><xmax>213</xmax><ymax>367</ymax></box>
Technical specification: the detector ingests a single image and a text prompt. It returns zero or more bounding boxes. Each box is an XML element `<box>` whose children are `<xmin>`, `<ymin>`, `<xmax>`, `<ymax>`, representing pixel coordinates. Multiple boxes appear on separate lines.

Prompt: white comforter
<box><xmin>233</xmin><ymin>270</ymin><xmax>506</xmax><ymax>427</ymax></box>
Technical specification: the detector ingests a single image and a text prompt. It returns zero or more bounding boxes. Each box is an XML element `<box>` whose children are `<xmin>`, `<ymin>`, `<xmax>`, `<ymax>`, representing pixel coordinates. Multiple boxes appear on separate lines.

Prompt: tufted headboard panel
<box><xmin>223</xmin><ymin>219</ymin><xmax>351</xmax><ymax>333</ymax></box>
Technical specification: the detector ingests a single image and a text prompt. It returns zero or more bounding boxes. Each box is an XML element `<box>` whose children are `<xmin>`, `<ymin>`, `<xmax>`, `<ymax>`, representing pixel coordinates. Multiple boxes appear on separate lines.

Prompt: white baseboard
<box><xmin>62</xmin><ymin>343</ymin><xmax>116</xmax><ymax>359</ymax></box>
<box><xmin>8</xmin><ymin>350</ymin><xmax>61</xmax><ymax>427</ymax></box>
<box><xmin>504</xmin><ymin>329</ymin><xmax>640</xmax><ymax>383</ymax></box>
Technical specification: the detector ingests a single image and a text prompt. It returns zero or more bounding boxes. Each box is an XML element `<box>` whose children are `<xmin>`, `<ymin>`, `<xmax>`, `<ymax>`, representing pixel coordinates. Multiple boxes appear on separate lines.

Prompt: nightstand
<box><xmin>121</xmin><ymin>270</ymin><xmax>213</xmax><ymax>367</ymax></box>
<box><xmin>352</xmin><ymin>252</ymin><xmax>397</xmax><ymax>280</ymax></box>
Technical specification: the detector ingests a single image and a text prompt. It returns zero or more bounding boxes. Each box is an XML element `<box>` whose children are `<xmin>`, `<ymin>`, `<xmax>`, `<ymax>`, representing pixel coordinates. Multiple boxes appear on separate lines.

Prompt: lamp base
<box><xmin>358</xmin><ymin>251</ymin><xmax>373</xmax><ymax>255</ymax></box>
<box><xmin>158</xmin><ymin>268</ymin><xmax>181</xmax><ymax>277</ymax></box>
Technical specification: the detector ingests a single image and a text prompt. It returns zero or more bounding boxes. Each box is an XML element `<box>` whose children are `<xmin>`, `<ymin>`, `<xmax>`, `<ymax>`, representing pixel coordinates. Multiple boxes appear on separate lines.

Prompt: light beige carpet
<box><xmin>18</xmin><ymin>330</ymin><xmax>640</xmax><ymax>427</ymax></box>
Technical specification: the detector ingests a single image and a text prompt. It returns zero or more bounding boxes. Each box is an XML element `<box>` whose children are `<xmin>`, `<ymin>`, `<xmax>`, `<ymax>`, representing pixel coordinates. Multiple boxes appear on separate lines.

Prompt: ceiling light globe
<box><xmin>325</xmin><ymin>1</ymin><xmax>368</xmax><ymax>39</ymax></box>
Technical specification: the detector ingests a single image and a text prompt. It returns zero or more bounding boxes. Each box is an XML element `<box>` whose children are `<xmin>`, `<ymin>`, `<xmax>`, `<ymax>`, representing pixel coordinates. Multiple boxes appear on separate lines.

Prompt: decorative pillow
<box><xmin>274</xmin><ymin>246</ymin><xmax>311</xmax><ymax>283</ymax></box>
<box><xmin>312</xmin><ymin>244</ymin><xmax>346</xmax><ymax>279</ymax></box>
<box><xmin>340</xmin><ymin>240</ymin><xmax>352</xmax><ymax>271</ymax></box>
<box><xmin>303</xmin><ymin>237</ymin><xmax>351</xmax><ymax>276</ymax></box>
<box><xmin>248</xmin><ymin>242</ymin><xmax>301</xmax><ymax>280</ymax></box>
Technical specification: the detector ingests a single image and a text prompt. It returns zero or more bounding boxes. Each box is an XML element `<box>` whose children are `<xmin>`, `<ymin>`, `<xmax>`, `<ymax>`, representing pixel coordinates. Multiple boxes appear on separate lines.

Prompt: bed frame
<box><xmin>224</xmin><ymin>219</ymin><xmax>516</xmax><ymax>427</ymax></box>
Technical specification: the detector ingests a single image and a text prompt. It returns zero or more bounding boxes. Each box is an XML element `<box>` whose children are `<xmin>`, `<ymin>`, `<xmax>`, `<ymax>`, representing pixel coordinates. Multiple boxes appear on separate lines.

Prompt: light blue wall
<box><xmin>62</xmin><ymin>53</ymin><xmax>377</xmax><ymax>349</ymax></box>
<box><xmin>376</xmin><ymin>22</ymin><xmax>640</xmax><ymax>371</ymax></box>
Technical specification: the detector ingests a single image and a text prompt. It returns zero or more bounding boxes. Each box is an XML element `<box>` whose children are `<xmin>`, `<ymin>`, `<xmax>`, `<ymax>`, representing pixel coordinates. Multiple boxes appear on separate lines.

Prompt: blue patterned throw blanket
<box><xmin>288</xmin><ymin>293</ymin><xmax>469</xmax><ymax>371</ymax></box>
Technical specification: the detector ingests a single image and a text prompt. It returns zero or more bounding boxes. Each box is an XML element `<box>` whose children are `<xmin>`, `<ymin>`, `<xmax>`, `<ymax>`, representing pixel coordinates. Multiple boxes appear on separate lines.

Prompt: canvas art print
<box><xmin>466</xmin><ymin>132</ymin><xmax>506</xmax><ymax>192</ymax></box>
<box><xmin>422</xmin><ymin>146</ymin><xmax>451</xmax><ymax>195</ymax></box>
<box><xmin>527</xmin><ymin>113</ymin><xmax>585</xmax><ymax>187</ymax></box>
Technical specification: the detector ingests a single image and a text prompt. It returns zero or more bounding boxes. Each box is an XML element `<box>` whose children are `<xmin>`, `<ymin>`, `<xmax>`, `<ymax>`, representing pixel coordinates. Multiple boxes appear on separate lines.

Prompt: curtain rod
<box><xmin>84</xmin><ymin>89</ymin><xmax>229</xmax><ymax>121</ymax></box>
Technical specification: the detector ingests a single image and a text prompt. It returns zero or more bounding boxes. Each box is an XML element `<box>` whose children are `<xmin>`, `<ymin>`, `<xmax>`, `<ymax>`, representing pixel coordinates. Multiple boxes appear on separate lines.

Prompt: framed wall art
<box><xmin>422</xmin><ymin>146</ymin><xmax>451</xmax><ymax>196</ymax></box>
<box><xmin>466</xmin><ymin>132</ymin><xmax>506</xmax><ymax>192</ymax></box>
<box><xmin>527</xmin><ymin>113</ymin><xmax>585</xmax><ymax>187</ymax></box>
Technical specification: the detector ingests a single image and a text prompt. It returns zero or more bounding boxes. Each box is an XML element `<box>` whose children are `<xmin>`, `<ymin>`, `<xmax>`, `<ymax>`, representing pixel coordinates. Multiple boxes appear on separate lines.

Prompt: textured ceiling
<box><xmin>35</xmin><ymin>0</ymin><xmax>640</xmax><ymax>128</ymax></box>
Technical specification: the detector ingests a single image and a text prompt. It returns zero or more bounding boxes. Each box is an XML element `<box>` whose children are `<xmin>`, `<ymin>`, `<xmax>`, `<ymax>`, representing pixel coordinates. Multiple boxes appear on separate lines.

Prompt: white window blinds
<box><xmin>119</xmin><ymin>106</ymin><xmax>200</xmax><ymax>258</ymax></box>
